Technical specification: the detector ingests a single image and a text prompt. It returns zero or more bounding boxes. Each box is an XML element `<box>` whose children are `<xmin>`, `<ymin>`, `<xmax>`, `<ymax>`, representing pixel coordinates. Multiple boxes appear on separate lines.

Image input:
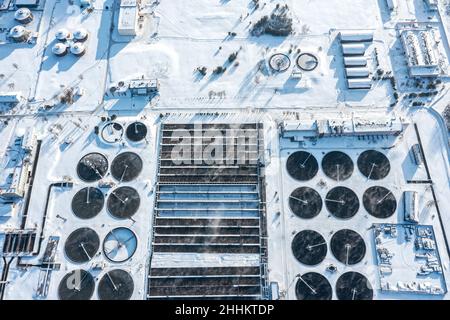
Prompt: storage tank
<box><xmin>344</xmin><ymin>56</ymin><xmax>367</xmax><ymax>67</ymax></box>
<box><xmin>73</xmin><ymin>28</ymin><xmax>89</xmax><ymax>42</ymax></box>
<box><xmin>14</xmin><ymin>8</ymin><xmax>33</xmax><ymax>25</ymax></box>
<box><xmin>55</xmin><ymin>28</ymin><xmax>71</xmax><ymax>42</ymax></box>
<box><xmin>70</xmin><ymin>42</ymin><xmax>86</xmax><ymax>56</ymax></box>
<box><xmin>9</xmin><ymin>25</ymin><xmax>30</xmax><ymax>42</ymax></box>
<box><xmin>52</xmin><ymin>43</ymin><xmax>68</xmax><ymax>56</ymax></box>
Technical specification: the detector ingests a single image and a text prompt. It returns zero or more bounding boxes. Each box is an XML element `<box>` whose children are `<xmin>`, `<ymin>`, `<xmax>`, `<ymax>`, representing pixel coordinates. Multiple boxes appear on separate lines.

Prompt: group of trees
<box><xmin>251</xmin><ymin>4</ymin><xmax>293</xmax><ymax>37</ymax></box>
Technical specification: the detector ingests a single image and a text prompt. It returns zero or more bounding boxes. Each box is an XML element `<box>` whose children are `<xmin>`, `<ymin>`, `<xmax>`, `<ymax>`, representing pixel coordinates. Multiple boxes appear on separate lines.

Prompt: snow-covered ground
<box><xmin>1</xmin><ymin>0</ymin><xmax>450</xmax><ymax>300</ymax></box>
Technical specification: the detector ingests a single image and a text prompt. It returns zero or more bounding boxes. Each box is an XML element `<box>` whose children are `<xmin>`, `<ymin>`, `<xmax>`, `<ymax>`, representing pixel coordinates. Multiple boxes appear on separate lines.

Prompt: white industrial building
<box><xmin>118</xmin><ymin>0</ymin><xmax>139</xmax><ymax>36</ymax></box>
<box><xmin>114</xmin><ymin>78</ymin><xmax>160</xmax><ymax>96</ymax></box>
<box><xmin>401</xmin><ymin>29</ymin><xmax>441</xmax><ymax>77</ymax></box>
<box><xmin>411</xmin><ymin>144</ymin><xmax>424</xmax><ymax>166</ymax></box>
<box><xmin>0</xmin><ymin>130</ymin><xmax>38</xmax><ymax>199</ymax></box>
<box><xmin>281</xmin><ymin>117</ymin><xmax>405</xmax><ymax>139</ymax></box>
<box><xmin>338</xmin><ymin>31</ymin><xmax>374</xmax><ymax>90</ymax></box>
<box><xmin>404</xmin><ymin>191</ymin><xmax>419</xmax><ymax>223</ymax></box>
<box><xmin>129</xmin><ymin>79</ymin><xmax>160</xmax><ymax>96</ymax></box>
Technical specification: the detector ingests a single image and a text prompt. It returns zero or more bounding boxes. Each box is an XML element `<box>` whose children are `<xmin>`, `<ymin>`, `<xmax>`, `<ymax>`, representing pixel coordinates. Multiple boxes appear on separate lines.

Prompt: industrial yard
<box><xmin>1</xmin><ymin>0</ymin><xmax>450</xmax><ymax>302</ymax></box>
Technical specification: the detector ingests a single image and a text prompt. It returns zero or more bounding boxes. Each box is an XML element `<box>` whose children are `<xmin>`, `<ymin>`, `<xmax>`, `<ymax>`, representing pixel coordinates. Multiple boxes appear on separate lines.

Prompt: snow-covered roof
<box><xmin>342</xmin><ymin>43</ymin><xmax>366</xmax><ymax>55</ymax></box>
<box><xmin>347</xmin><ymin>78</ymin><xmax>372</xmax><ymax>89</ymax></box>
<box><xmin>118</xmin><ymin>6</ymin><xmax>138</xmax><ymax>35</ymax></box>
<box><xmin>344</xmin><ymin>56</ymin><xmax>368</xmax><ymax>67</ymax></box>
<box><xmin>340</xmin><ymin>30</ymin><xmax>373</xmax><ymax>42</ymax></box>
<box><xmin>345</xmin><ymin>67</ymin><xmax>370</xmax><ymax>78</ymax></box>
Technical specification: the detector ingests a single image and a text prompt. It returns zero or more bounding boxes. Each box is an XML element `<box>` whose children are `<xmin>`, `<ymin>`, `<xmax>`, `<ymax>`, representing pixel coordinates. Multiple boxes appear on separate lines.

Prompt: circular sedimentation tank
<box><xmin>336</xmin><ymin>272</ymin><xmax>373</xmax><ymax>300</ymax></box>
<box><xmin>289</xmin><ymin>187</ymin><xmax>322</xmax><ymax>219</ymax></box>
<box><xmin>103</xmin><ymin>227</ymin><xmax>138</xmax><ymax>263</ymax></box>
<box><xmin>325</xmin><ymin>187</ymin><xmax>359</xmax><ymax>219</ymax></box>
<box><xmin>330</xmin><ymin>229</ymin><xmax>366</xmax><ymax>265</ymax></box>
<box><xmin>101</xmin><ymin>122</ymin><xmax>124</xmax><ymax>144</ymax></box>
<box><xmin>321</xmin><ymin>151</ymin><xmax>354</xmax><ymax>181</ymax></box>
<box><xmin>64</xmin><ymin>228</ymin><xmax>100</xmax><ymax>263</ymax></box>
<box><xmin>111</xmin><ymin>152</ymin><xmax>143</xmax><ymax>182</ymax></box>
<box><xmin>292</xmin><ymin>230</ymin><xmax>327</xmax><ymax>266</ymax></box>
<box><xmin>76</xmin><ymin>152</ymin><xmax>108</xmax><ymax>182</ymax></box>
<box><xmin>296</xmin><ymin>53</ymin><xmax>319</xmax><ymax>71</ymax></box>
<box><xmin>107</xmin><ymin>187</ymin><xmax>140</xmax><ymax>219</ymax></box>
<box><xmin>126</xmin><ymin>122</ymin><xmax>148</xmax><ymax>142</ymax></box>
<box><xmin>286</xmin><ymin>151</ymin><xmax>319</xmax><ymax>181</ymax></box>
<box><xmin>295</xmin><ymin>272</ymin><xmax>332</xmax><ymax>300</ymax></box>
<box><xmin>269</xmin><ymin>53</ymin><xmax>291</xmax><ymax>72</ymax></box>
<box><xmin>58</xmin><ymin>270</ymin><xmax>95</xmax><ymax>300</ymax></box>
<box><xmin>98</xmin><ymin>269</ymin><xmax>134</xmax><ymax>300</ymax></box>
<box><xmin>357</xmin><ymin>150</ymin><xmax>391</xmax><ymax>180</ymax></box>
<box><xmin>71</xmin><ymin>187</ymin><xmax>104</xmax><ymax>219</ymax></box>
<box><xmin>363</xmin><ymin>186</ymin><xmax>397</xmax><ymax>219</ymax></box>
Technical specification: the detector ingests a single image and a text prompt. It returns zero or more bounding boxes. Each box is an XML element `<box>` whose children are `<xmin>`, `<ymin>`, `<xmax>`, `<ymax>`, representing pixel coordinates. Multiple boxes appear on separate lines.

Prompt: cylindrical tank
<box><xmin>14</xmin><ymin>8</ymin><xmax>33</xmax><ymax>24</ymax></box>
<box><xmin>9</xmin><ymin>25</ymin><xmax>30</xmax><ymax>42</ymax></box>
<box><xmin>55</xmin><ymin>28</ymin><xmax>71</xmax><ymax>42</ymax></box>
<box><xmin>73</xmin><ymin>28</ymin><xmax>88</xmax><ymax>42</ymax></box>
<box><xmin>70</xmin><ymin>42</ymin><xmax>86</xmax><ymax>56</ymax></box>
<box><xmin>52</xmin><ymin>42</ymin><xmax>68</xmax><ymax>56</ymax></box>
